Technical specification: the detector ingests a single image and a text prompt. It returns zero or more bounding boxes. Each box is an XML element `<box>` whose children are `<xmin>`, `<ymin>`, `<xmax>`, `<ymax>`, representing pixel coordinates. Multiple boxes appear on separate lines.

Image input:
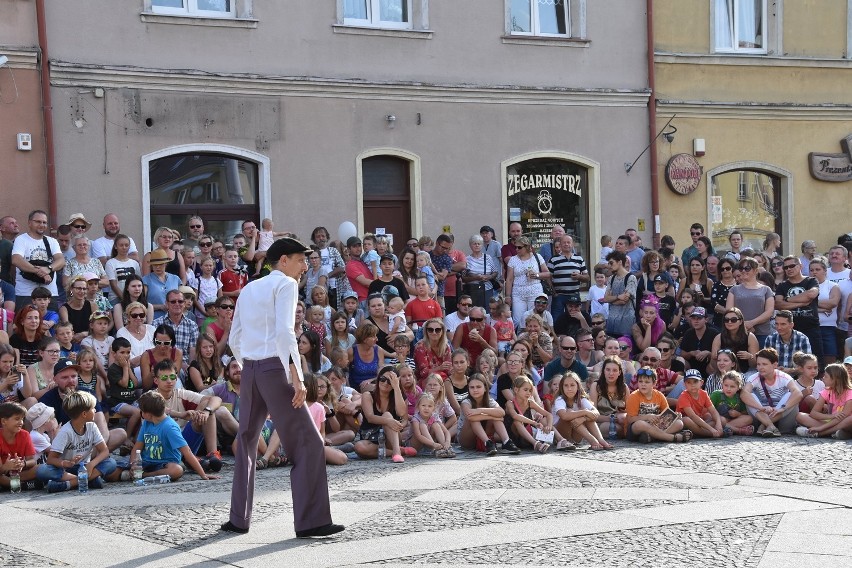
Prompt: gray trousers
<box><xmin>229</xmin><ymin>357</ymin><xmax>332</xmax><ymax>532</ymax></box>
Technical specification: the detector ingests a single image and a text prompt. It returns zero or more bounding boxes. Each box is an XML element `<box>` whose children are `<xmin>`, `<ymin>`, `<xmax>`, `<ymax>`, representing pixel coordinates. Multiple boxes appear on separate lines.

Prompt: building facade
<box><xmin>0</xmin><ymin>0</ymin><xmax>652</xmax><ymax>263</ymax></box>
<box><xmin>654</xmin><ymin>0</ymin><xmax>852</xmax><ymax>255</ymax></box>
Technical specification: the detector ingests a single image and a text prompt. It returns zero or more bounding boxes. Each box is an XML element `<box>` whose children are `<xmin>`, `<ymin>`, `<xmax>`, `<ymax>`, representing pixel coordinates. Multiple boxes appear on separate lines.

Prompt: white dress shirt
<box><xmin>229</xmin><ymin>270</ymin><xmax>304</xmax><ymax>385</ymax></box>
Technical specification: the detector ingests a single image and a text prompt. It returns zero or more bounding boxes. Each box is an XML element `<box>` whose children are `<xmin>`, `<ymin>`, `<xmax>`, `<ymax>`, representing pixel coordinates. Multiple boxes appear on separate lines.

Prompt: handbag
<box><xmin>20</xmin><ymin>237</ymin><xmax>55</xmax><ymax>283</ymax></box>
<box><xmin>463</xmin><ymin>254</ymin><xmax>489</xmax><ymax>307</ymax></box>
<box><xmin>535</xmin><ymin>253</ymin><xmax>554</xmax><ymax>296</ymax></box>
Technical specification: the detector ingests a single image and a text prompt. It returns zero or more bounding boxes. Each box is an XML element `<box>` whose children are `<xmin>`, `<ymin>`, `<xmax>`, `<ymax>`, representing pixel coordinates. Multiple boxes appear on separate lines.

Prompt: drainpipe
<box><xmin>646</xmin><ymin>0</ymin><xmax>660</xmax><ymax>249</ymax></box>
<box><xmin>36</xmin><ymin>0</ymin><xmax>58</xmax><ymax>227</ymax></box>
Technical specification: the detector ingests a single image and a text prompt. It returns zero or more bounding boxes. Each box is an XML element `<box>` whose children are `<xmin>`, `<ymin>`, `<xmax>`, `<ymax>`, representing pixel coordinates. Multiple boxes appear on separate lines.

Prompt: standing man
<box><xmin>91</xmin><ymin>214</ymin><xmax>139</xmax><ymax>265</ymax></box>
<box><xmin>775</xmin><ymin>255</ymin><xmax>822</xmax><ymax>366</ymax></box>
<box><xmin>11</xmin><ymin>210</ymin><xmax>65</xmax><ymax>310</ymax></box>
<box><xmin>548</xmin><ymin>234</ymin><xmax>590</xmax><ymax>321</ymax></box>
<box><xmin>0</xmin><ymin>215</ymin><xmax>19</xmax><ymax>305</ymax></box>
<box><xmin>828</xmin><ymin>245</ymin><xmax>852</xmax><ymax>356</ymax></box>
<box><xmin>440</xmin><ymin>234</ymin><xmax>466</xmax><ymax>315</ymax></box>
<box><xmin>501</xmin><ymin>222</ymin><xmax>523</xmax><ymax>271</ymax></box>
<box><xmin>681</xmin><ymin>223</ymin><xmax>704</xmax><ymax>267</ymax></box>
<box><xmin>480</xmin><ymin>225</ymin><xmax>501</xmax><ymax>261</ymax></box>
<box><xmin>223</xmin><ymin>237</ymin><xmax>342</xmax><ymax>538</ymax></box>
<box><xmin>430</xmin><ymin>234</ymin><xmax>454</xmax><ymax>310</ymax></box>
<box><xmin>539</xmin><ymin>224</ymin><xmax>565</xmax><ymax>263</ymax></box>
<box><xmin>625</xmin><ymin>228</ymin><xmax>645</xmax><ymax>273</ymax></box>
<box><xmin>344</xmin><ymin>236</ymin><xmax>373</xmax><ymax>306</ymax></box>
<box><xmin>183</xmin><ymin>215</ymin><xmax>205</xmax><ymax>251</ymax></box>
<box><xmin>310</xmin><ymin>226</ymin><xmax>346</xmax><ymax>309</ymax></box>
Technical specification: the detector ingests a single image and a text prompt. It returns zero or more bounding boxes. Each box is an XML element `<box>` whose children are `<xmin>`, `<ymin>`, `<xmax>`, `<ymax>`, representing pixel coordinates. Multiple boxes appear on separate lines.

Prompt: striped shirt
<box><xmin>547</xmin><ymin>253</ymin><xmax>588</xmax><ymax>295</ymax></box>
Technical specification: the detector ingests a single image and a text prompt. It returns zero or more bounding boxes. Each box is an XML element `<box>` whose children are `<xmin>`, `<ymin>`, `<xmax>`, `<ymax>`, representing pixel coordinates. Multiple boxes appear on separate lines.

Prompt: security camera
<box><xmin>0</xmin><ymin>55</ymin><xmax>8</xmax><ymax>67</ymax></box>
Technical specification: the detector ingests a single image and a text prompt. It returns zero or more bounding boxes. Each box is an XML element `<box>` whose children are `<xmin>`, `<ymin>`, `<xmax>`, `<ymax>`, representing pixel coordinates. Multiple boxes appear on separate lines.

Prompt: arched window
<box><xmin>710</xmin><ymin>168</ymin><xmax>784</xmax><ymax>252</ymax></box>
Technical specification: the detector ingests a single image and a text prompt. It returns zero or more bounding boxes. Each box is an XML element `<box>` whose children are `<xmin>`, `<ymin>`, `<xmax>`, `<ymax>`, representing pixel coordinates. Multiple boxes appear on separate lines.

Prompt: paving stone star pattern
<box><xmin>0</xmin><ymin>542</ymin><xmax>67</xmax><ymax>567</ymax></box>
<box><xmin>371</xmin><ymin>514</ymin><xmax>784</xmax><ymax>566</ymax></box>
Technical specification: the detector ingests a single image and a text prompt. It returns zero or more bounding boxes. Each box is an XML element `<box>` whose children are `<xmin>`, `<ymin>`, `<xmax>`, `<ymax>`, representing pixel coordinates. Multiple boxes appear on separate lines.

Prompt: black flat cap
<box><xmin>267</xmin><ymin>237</ymin><xmax>313</xmax><ymax>263</ymax></box>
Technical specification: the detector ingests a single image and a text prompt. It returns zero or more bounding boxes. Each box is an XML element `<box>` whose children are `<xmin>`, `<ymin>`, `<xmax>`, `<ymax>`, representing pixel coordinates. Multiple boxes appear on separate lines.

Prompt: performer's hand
<box><xmin>292</xmin><ymin>380</ymin><xmax>306</xmax><ymax>408</ymax></box>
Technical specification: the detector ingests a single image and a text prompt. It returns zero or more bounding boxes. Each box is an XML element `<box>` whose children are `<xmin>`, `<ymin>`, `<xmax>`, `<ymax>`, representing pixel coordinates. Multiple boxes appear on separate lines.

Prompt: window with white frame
<box><xmin>343</xmin><ymin>0</ymin><xmax>412</xmax><ymax>29</ymax></box>
<box><xmin>714</xmin><ymin>0</ymin><xmax>767</xmax><ymax>53</ymax></box>
<box><xmin>151</xmin><ymin>0</ymin><xmax>236</xmax><ymax>18</ymax></box>
<box><xmin>510</xmin><ymin>0</ymin><xmax>570</xmax><ymax>36</ymax></box>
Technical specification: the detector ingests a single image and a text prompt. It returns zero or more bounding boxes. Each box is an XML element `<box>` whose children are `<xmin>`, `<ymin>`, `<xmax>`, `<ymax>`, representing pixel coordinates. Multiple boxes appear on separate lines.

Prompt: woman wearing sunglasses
<box><xmin>115</xmin><ymin>301</ymin><xmax>155</xmax><ymax>375</ymax></box>
<box><xmin>710</xmin><ymin>258</ymin><xmax>738</xmax><ymax>328</ymax></box>
<box><xmin>711</xmin><ymin>307</ymin><xmax>759</xmax><ymax>374</ymax></box>
<box><xmin>140</xmin><ymin>324</ymin><xmax>184</xmax><ymax>390</ymax></box>
<box><xmin>726</xmin><ymin>257</ymin><xmax>775</xmax><ymax>347</ymax></box>
<box><xmin>353</xmin><ymin>366</ymin><xmax>412</xmax><ymax>463</ymax></box>
<box><xmin>413</xmin><ymin>317</ymin><xmax>452</xmax><ymax>387</ymax></box>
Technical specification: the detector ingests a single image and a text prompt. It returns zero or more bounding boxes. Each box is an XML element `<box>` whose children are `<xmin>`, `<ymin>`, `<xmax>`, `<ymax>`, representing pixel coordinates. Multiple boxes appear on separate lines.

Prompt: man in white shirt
<box><xmin>91</xmin><ymin>213</ymin><xmax>139</xmax><ymax>265</ymax></box>
<box><xmin>827</xmin><ymin>245</ymin><xmax>852</xmax><ymax>356</ymax></box>
<box><xmin>444</xmin><ymin>294</ymin><xmax>472</xmax><ymax>343</ymax></box>
<box><xmin>11</xmin><ymin>210</ymin><xmax>65</xmax><ymax>310</ymax></box>
<box><xmin>223</xmin><ymin>237</ymin><xmax>342</xmax><ymax>539</ymax></box>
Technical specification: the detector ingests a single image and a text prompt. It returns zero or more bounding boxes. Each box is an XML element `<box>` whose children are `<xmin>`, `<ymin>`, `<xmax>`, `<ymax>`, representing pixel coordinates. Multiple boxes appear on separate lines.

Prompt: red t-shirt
<box><xmin>405</xmin><ymin>297</ymin><xmax>443</xmax><ymax>324</ymax></box>
<box><xmin>0</xmin><ymin>429</ymin><xmax>37</xmax><ymax>463</ymax></box>
<box><xmin>346</xmin><ymin>259</ymin><xmax>373</xmax><ymax>301</ymax></box>
<box><xmin>457</xmin><ymin>323</ymin><xmax>496</xmax><ymax>364</ymax></box>
<box><xmin>676</xmin><ymin>389</ymin><xmax>714</xmax><ymax>417</ymax></box>
<box><xmin>219</xmin><ymin>269</ymin><xmax>248</xmax><ymax>300</ymax></box>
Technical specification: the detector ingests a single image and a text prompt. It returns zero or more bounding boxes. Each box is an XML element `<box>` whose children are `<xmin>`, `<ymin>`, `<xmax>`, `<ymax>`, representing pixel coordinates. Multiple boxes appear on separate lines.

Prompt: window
<box><xmin>714</xmin><ymin>0</ymin><xmax>767</xmax><ymax>53</ymax></box>
<box><xmin>343</xmin><ymin>0</ymin><xmax>412</xmax><ymax>29</ymax></box>
<box><xmin>710</xmin><ymin>169</ymin><xmax>781</xmax><ymax>251</ymax></box>
<box><xmin>151</xmin><ymin>0</ymin><xmax>236</xmax><ymax>18</ymax></box>
<box><xmin>510</xmin><ymin>0</ymin><xmax>570</xmax><ymax>36</ymax></box>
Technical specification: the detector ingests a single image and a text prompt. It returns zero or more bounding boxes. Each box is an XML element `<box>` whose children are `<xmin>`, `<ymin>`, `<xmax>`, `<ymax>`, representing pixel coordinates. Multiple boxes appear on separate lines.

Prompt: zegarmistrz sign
<box><xmin>809</xmin><ymin>135</ymin><xmax>852</xmax><ymax>182</ymax></box>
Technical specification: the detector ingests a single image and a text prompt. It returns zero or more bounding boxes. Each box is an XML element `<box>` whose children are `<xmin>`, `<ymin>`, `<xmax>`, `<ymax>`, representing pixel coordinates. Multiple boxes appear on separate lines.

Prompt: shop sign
<box><xmin>809</xmin><ymin>135</ymin><xmax>852</xmax><ymax>182</ymax></box>
<box><xmin>665</xmin><ymin>153</ymin><xmax>702</xmax><ymax>195</ymax></box>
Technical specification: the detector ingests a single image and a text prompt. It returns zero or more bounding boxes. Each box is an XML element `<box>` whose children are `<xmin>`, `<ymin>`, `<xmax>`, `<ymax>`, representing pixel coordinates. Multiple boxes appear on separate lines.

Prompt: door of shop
<box><xmin>362</xmin><ymin>155</ymin><xmax>411</xmax><ymax>247</ymax></box>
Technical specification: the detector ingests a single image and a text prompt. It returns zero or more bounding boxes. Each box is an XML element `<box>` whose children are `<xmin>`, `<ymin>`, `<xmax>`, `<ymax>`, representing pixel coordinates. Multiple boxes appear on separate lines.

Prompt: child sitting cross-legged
<box><xmin>505</xmin><ymin>375</ymin><xmax>558</xmax><ymax>453</ymax></box>
<box><xmin>410</xmin><ymin>392</ymin><xmax>455</xmax><ymax>458</ymax></box>
<box><xmin>795</xmin><ymin>363</ymin><xmax>852</xmax><ymax>439</ymax></box>
<box><xmin>0</xmin><ymin>402</ymin><xmax>39</xmax><ymax>491</ymax></box>
<box><xmin>625</xmin><ymin>366</ymin><xmax>692</xmax><ymax>444</ymax></box>
<box><xmin>675</xmin><ymin>369</ymin><xmax>726</xmax><ymax>438</ymax></box>
<box><xmin>37</xmin><ymin>390</ymin><xmax>121</xmax><ymax>492</ymax></box>
<box><xmin>127</xmin><ymin>390</ymin><xmax>219</xmax><ymax>481</ymax></box>
<box><xmin>553</xmin><ymin>372</ymin><xmax>611</xmax><ymax>450</ymax></box>
<box><xmin>709</xmin><ymin>371</ymin><xmax>755</xmax><ymax>436</ymax></box>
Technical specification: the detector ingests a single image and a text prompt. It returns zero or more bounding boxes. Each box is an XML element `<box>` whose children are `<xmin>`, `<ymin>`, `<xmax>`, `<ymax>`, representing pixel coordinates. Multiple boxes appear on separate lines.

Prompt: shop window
<box><xmin>714</xmin><ymin>0</ymin><xmax>767</xmax><ymax>54</ymax></box>
<box><xmin>343</xmin><ymin>0</ymin><xmax>413</xmax><ymax>29</ymax></box>
<box><xmin>710</xmin><ymin>169</ymin><xmax>781</xmax><ymax>252</ymax></box>
<box><xmin>148</xmin><ymin>152</ymin><xmax>259</xmax><ymax>246</ymax></box>
<box><xmin>505</xmin><ymin>157</ymin><xmax>589</xmax><ymax>264</ymax></box>
<box><xmin>150</xmin><ymin>0</ymin><xmax>236</xmax><ymax>18</ymax></box>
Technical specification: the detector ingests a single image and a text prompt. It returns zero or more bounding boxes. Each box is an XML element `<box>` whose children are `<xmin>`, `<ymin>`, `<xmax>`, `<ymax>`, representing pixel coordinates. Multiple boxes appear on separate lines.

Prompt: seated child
<box><xmin>0</xmin><ymin>402</ymin><xmax>38</xmax><ymax>490</ymax></box>
<box><xmin>26</xmin><ymin>402</ymin><xmax>60</xmax><ymax>463</ymax></box>
<box><xmin>54</xmin><ymin>321</ymin><xmax>81</xmax><ymax>361</ymax></box>
<box><xmin>129</xmin><ymin>391</ymin><xmax>217</xmax><ymax>481</ymax></box>
<box><xmin>106</xmin><ymin>338</ymin><xmax>142</xmax><ymax>449</ymax></box>
<box><xmin>37</xmin><ymin>391</ymin><xmax>121</xmax><ymax>492</ymax></box>
<box><xmin>387</xmin><ymin>335</ymin><xmax>415</xmax><ymax>369</ymax></box>
<box><xmin>675</xmin><ymin>369</ymin><xmax>725</xmax><ymax>438</ymax></box>
<box><xmin>505</xmin><ymin>375</ymin><xmax>556</xmax><ymax>453</ymax></box>
<box><xmin>423</xmin><ymin>373</ymin><xmax>457</xmax><ymax>439</ymax></box>
<box><xmin>625</xmin><ymin>366</ymin><xmax>691</xmax><ymax>443</ymax></box>
<box><xmin>552</xmin><ymin>372</ymin><xmax>608</xmax><ymax>450</ymax></box>
<box><xmin>796</xmin><ymin>363</ymin><xmax>852</xmax><ymax>439</ymax></box>
<box><xmin>410</xmin><ymin>392</ymin><xmax>454</xmax><ymax>458</ymax></box>
<box><xmin>386</xmin><ymin>297</ymin><xmax>408</xmax><ymax>334</ymax></box>
<box><xmin>709</xmin><ymin>371</ymin><xmax>755</xmax><ymax>436</ymax></box>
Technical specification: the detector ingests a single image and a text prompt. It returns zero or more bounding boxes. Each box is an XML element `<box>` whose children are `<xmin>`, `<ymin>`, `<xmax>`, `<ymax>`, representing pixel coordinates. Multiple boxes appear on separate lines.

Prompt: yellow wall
<box><xmin>784</xmin><ymin>0</ymin><xmax>848</xmax><ymax>58</ymax></box>
<box><xmin>654</xmin><ymin>0</ymin><xmax>710</xmax><ymax>54</ymax></box>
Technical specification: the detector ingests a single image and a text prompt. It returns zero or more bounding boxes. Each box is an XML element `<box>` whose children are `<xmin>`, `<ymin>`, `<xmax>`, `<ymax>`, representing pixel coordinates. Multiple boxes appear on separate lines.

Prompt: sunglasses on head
<box><xmin>637</xmin><ymin>368</ymin><xmax>656</xmax><ymax>378</ymax></box>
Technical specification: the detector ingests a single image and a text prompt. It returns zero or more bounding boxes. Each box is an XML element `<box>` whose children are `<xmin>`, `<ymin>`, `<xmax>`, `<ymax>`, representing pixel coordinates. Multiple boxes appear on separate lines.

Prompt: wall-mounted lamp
<box><xmin>385</xmin><ymin>114</ymin><xmax>396</xmax><ymax>129</ymax></box>
<box><xmin>662</xmin><ymin>124</ymin><xmax>677</xmax><ymax>143</ymax></box>
<box><xmin>0</xmin><ymin>55</ymin><xmax>8</xmax><ymax>67</ymax></box>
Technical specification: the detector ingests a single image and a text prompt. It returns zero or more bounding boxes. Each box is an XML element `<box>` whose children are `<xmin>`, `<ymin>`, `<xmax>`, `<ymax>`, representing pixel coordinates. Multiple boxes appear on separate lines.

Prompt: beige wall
<box><xmin>654</xmin><ymin>0</ymin><xmax>710</xmax><ymax>54</ymax></box>
<box><xmin>784</xmin><ymin>0</ymin><xmax>849</xmax><ymax>58</ymax></box>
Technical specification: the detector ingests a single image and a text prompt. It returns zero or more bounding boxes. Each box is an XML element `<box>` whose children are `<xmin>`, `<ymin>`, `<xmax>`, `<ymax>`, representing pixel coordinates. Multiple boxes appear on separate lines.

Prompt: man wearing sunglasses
<box><xmin>681</xmin><ymin>223</ymin><xmax>704</xmax><ymax>268</ymax></box>
<box><xmin>635</xmin><ymin>347</ymin><xmax>683</xmax><ymax>407</ymax></box>
<box><xmin>444</xmin><ymin>294</ymin><xmax>472</xmax><ymax>343</ymax></box>
<box><xmin>183</xmin><ymin>215</ymin><xmax>205</xmax><ymax>251</ymax></box>
<box><xmin>774</xmin><ymin>255</ymin><xmax>822</xmax><ymax>366</ymax></box>
<box><xmin>543</xmin><ymin>335</ymin><xmax>589</xmax><ymax>384</ymax></box>
<box><xmin>451</xmin><ymin>306</ymin><xmax>498</xmax><ymax>364</ymax></box>
<box><xmin>224</xmin><ymin>237</ymin><xmax>342</xmax><ymax>539</ymax></box>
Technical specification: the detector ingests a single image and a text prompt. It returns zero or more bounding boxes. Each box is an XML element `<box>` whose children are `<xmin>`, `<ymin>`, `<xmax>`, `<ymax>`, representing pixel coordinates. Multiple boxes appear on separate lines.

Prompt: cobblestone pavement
<box><xmin>1</xmin><ymin>436</ymin><xmax>850</xmax><ymax>567</ymax></box>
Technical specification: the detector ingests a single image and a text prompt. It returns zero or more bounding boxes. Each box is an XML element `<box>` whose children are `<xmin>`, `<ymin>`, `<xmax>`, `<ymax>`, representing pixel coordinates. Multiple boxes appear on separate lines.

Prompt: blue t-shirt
<box><xmin>137</xmin><ymin>416</ymin><xmax>187</xmax><ymax>465</ymax></box>
<box><xmin>543</xmin><ymin>357</ymin><xmax>589</xmax><ymax>383</ymax></box>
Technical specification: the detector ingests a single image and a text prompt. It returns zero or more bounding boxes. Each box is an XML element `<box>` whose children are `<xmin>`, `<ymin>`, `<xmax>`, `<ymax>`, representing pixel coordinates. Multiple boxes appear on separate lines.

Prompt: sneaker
<box><xmin>484</xmin><ymin>440</ymin><xmax>497</xmax><ymax>456</ymax></box>
<box><xmin>500</xmin><ymin>439</ymin><xmax>521</xmax><ymax>455</ymax></box>
<box><xmin>722</xmin><ymin>427</ymin><xmax>733</xmax><ymax>438</ymax></box>
<box><xmin>47</xmin><ymin>480</ymin><xmax>69</xmax><ymax>493</ymax></box>
<box><xmin>796</xmin><ymin>426</ymin><xmax>819</xmax><ymax>438</ymax></box>
<box><xmin>205</xmin><ymin>451</ymin><xmax>223</xmax><ymax>473</ymax></box>
<box><xmin>89</xmin><ymin>477</ymin><xmax>105</xmax><ymax>490</ymax></box>
<box><xmin>336</xmin><ymin>442</ymin><xmax>355</xmax><ymax>453</ymax></box>
<box><xmin>197</xmin><ymin>457</ymin><xmax>211</xmax><ymax>472</ymax></box>
<box><xmin>832</xmin><ymin>429</ymin><xmax>852</xmax><ymax>440</ymax></box>
<box><xmin>120</xmin><ymin>470</ymin><xmax>132</xmax><ymax>482</ymax></box>
<box><xmin>766</xmin><ymin>427</ymin><xmax>782</xmax><ymax>438</ymax></box>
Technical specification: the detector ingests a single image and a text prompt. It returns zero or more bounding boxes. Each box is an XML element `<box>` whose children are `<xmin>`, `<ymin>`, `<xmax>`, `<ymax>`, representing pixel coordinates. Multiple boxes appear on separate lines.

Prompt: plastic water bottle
<box><xmin>9</xmin><ymin>470</ymin><xmax>21</xmax><ymax>494</ymax></box>
<box><xmin>131</xmin><ymin>450</ymin><xmax>143</xmax><ymax>482</ymax></box>
<box><xmin>609</xmin><ymin>414</ymin><xmax>617</xmax><ymax>441</ymax></box>
<box><xmin>78</xmin><ymin>464</ymin><xmax>89</xmax><ymax>494</ymax></box>
<box><xmin>377</xmin><ymin>429</ymin><xmax>386</xmax><ymax>459</ymax></box>
<box><xmin>134</xmin><ymin>474</ymin><xmax>171</xmax><ymax>486</ymax></box>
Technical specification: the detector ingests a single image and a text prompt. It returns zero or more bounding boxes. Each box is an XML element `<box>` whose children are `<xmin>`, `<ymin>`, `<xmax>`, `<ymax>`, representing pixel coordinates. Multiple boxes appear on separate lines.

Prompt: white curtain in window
<box><xmin>379</xmin><ymin>0</ymin><xmax>407</xmax><ymax>23</ymax></box>
<box><xmin>344</xmin><ymin>0</ymin><xmax>368</xmax><ymax>19</ymax></box>
<box><xmin>737</xmin><ymin>0</ymin><xmax>761</xmax><ymax>48</ymax></box>
<box><xmin>715</xmin><ymin>0</ymin><xmax>733</xmax><ymax>49</ymax></box>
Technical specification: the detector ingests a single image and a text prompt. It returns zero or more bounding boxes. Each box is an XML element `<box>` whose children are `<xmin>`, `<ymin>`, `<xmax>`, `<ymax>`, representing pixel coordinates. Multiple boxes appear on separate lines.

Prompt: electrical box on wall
<box><xmin>693</xmin><ymin>138</ymin><xmax>706</xmax><ymax>157</ymax></box>
<box><xmin>17</xmin><ymin>133</ymin><xmax>32</xmax><ymax>151</ymax></box>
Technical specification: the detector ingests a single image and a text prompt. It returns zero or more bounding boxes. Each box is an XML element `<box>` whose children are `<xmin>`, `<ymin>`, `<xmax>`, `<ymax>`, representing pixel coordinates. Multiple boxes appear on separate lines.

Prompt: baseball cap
<box><xmin>346</xmin><ymin>236</ymin><xmax>362</xmax><ymax>248</ymax></box>
<box><xmin>565</xmin><ymin>292</ymin><xmax>582</xmax><ymax>305</ymax></box>
<box><xmin>843</xmin><ymin>356</ymin><xmax>852</xmax><ymax>365</ymax></box>
<box><xmin>342</xmin><ymin>290</ymin><xmax>359</xmax><ymax>301</ymax></box>
<box><xmin>53</xmin><ymin>358</ymin><xmax>82</xmax><ymax>376</ymax></box>
<box><xmin>380</xmin><ymin>253</ymin><xmax>395</xmax><ymax>263</ymax></box>
<box><xmin>684</xmin><ymin>369</ymin><xmax>703</xmax><ymax>381</ymax></box>
<box><xmin>89</xmin><ymin>310</ymin><xmax>112</xmax><ymax>322</ymax></box>
<box><xmin>690</xmin><ymin>307</ymin><xmax>706</xmax><ymax>318</ymax></box>
<box><xmin>653</xmin><ymin>274</ymin><xmax>667</xmax><ymax>283</ymax></box>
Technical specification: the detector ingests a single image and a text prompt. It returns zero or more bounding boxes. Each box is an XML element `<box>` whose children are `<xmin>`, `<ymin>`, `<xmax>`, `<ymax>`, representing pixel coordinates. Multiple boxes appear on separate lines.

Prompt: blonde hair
<box><xmin>424</xmin><ymin>373</ymin><xmax>448</xmax><ymax>407</ymax></box>
<box><xmin>62</xmin><ymin>390</ymin><xmax>97</xmax><ymax>420</ymax></box>
<box><xmin>416</xmin><ymin>250</ymin><xmax>436</xmax><ymax>272</ymax></box>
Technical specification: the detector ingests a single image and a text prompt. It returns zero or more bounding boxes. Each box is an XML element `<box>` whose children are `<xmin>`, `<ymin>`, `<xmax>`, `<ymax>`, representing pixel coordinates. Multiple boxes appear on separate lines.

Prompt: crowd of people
<box><xmin>1</xmin><ymin>209</ymin><xmax>852</xmax><ymax>493</ymax></box>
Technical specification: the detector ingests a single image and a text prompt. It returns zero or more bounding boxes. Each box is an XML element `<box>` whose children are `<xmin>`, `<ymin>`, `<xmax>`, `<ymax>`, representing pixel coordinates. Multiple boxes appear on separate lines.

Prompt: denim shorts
<box><xmin>36</xmin><ymin>457</ymin><xmax>118</xmax><ymax>481</ymax></box>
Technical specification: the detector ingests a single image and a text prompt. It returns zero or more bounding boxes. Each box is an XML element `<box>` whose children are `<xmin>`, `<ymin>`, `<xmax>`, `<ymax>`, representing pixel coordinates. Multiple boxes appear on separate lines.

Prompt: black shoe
<box><xmin>296</xmin><ymin>523</ymin><xmax>345</xmax><ymax>539</ymax></box>
<box><xmin>205</xmin><ymin>452</ymin><xmax>223</xmax><ymax>473</ymax></box>
<box><xmin>501</xmin><ymin>440</ymin><xmax>521</xmax><ymax>455</ymax></box>
<box><xmin>198</xmin><ymin>457</ymin><xmax>211</xmax><ymax>472</ymax></box>
<box><xmin>220</xmin><ymin>521</ymin><xmax>249</xmax><ymax>534</ymax></box>
<box><xmin>484</xmin><ymin>440</ymin><xmax>497</xmax><ymax>456</ymax></box>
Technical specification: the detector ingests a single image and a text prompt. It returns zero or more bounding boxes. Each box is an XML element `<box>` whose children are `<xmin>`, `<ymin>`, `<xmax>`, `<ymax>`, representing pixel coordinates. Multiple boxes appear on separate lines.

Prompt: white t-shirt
<box><xmin>91</xmin><ymin>235</ymin><xmax>139</xmax><ymax>260</ymax></box>
<box><xmin>164</xmin><ymin>388</ymin><xmax>205</xmax><ymax>428</ymax></box>
<box><xmin>444</xmin><ymin>311</ymin><xmax>469</xmax><ymax>335</ymax></box>
<box><xmin>30</xmin><ymin>430</ymin><xmax>52</xmax><ymax>460</ymax></box>
<box><xmin>50</xmin><ymin>421</ymin><xmax>104</xmax><ymax>464</ymax></box>
<box><xmin>747</xmin><ymin>371</ymin><xmax>795</xmax><ymax>408</ymax></box>
<box><xmin>104</xmin><ymin>258</ymin><xmax>141</xmax><ymax>301</ymax></box>
<box><xmin>837</xmin><ymin>278</ymin><xmax>852</xmax><ymax>331</ymax></box>
<box><xmin>818</xmin><ymin>279</ymin><xmax>838</xmax><ymax>327</ymax></box>
<box><xmin>12</xmin><ymin>233</ymin><xmax>62</xmax><ymax>296</ymax></box>
<box><xmin>551</xmin><ymin>396</ymin><xmax>594</xmax><ymax>424</ymax></box>
<box><xmin>588</xmin><ymin>284</ymin><xmax>608</xmax><ymax>317</ymax></box>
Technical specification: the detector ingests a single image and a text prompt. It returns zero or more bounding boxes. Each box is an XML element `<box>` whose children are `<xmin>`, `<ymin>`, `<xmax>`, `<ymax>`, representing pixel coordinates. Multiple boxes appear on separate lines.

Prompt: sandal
<box><xmin>534</xmin><ymin>441</ymin><xmax>550</xmax><ymax>454</ymax></box>
<box><xmin>391</xmin><ymin>454</ymin><xmax>405</xmax><ymax>463</ymax></box>
<box><xmin>638</xmin><ymin>432</ymin><xmax>652</xmax><ymax>444</ymax></box>
<box><xmin>256</xmin><ymin>457</ymin><xmax>268</xmax><ymax>470</ymax></box>
<box><xmin>673</xmin><ymin>430</ymin><xmax>694</xmax><ymax>443</ymax></box>
<box><xmin>556</xmin><ymin>439</ymin><xmax>576</xmax><ymax>451</ymax></box>
<box><xmin>267</xmin><ymin>455</ymin><xmax>282</xmax><ymax>467</ymax></box>
<box><xmin>590</xmin><ymin>444</ymin><xmax>605</xmax><ymax>451</ymax></box>
<box><xmin>445</xmin><ymin>448</ymin><xmax>456</xmax><ymax>458</ymax></box>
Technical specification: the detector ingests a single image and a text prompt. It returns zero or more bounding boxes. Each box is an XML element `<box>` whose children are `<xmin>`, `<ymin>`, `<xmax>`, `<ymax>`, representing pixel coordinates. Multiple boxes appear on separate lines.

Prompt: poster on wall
<box><xmin>506</xmin><ymin>158</ymin><xmax>589</xmax><ymax>261</ymax></box>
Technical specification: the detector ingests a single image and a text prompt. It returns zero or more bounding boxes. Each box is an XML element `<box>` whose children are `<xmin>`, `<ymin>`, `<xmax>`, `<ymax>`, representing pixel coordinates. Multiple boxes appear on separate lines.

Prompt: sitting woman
<box><xmin>457</xmin><ymin>373</ymin><xmax>519</xmax><ymax>455</ymax></box>
<box><xmin>22</xmin><ymin>337</ymin><xmax>62</xmax><ymax>403</ymax></box>
<box><xmin>59</xmin><ymin>275</ymin><xmax>98</xmax><ymax>343</ymax></box>
<box><xmin>589</xmin><ymin>356</ymin><xmax>630</xmax><ymax>439</ymax></box>
<box><xmin>711</xmin><ymin>307</ymin><xmax>759</xmax><ymax>374</ymax></box>
<box><xmin>553</xmin><ymin>372</ymin><xmax>612</xmax><ymax>450</ymax></box>
<box><xmin>9</xmin><ymin>306</ymin><xmax>45</xmax><ymax>367</ymax></box>
<box><xmin>631</xmin><ymin>297</ymin><xmax>667</xmax><ymax>353</ymax></box>
<box><xmin>348</xmin><ymin>323</ymin><xmax>386</xmax><ymax>393</ymax></box>
<box><xmin>186</xmin><ymin>335</ymin><xmax>223</xmax><ymax>392</ymax></box>
<box><xmin>140</xmin><ymin>324</ymin><xmax>184</xmax><ymax>390</ymax></box>
<box><xmin>413</xmin><ymin>317</ymin><xmax>452</xmax><ymax>387</ymax></box>
<box><xmin>115</xmin><ymin>301</ymin><xmax>155</xmax><ymax>377</ymax></box>
<box><xmin>591</xmin><ymin>337</ymin><xmax>637</xmax><ymax>390</ymax></box>
<box><xmin>299</xmin><ymin>330</ymin><xmax>331</xmax><ymax>375</ymax></box>
<box><xmin>113</xmin><ymin>274</ymin><xmax>154</xmax><ymax>330</ymax></box>
<box><xmin>353</xmin><ymin>366</ymin><xmax>415</xmax><ymax>463</ymax></box>
<box><xmin>795</xmin><ymin>363</ymin><xmax>852</xmax><ymax>439</ymax></box>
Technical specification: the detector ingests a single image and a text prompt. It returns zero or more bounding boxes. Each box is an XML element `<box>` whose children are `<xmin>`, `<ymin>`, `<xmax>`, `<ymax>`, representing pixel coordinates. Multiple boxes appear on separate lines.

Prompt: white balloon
<box><xmin>338</xmin><ymin>221</ymin><xmax>357</xmax><ymax>242</ymax></box>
